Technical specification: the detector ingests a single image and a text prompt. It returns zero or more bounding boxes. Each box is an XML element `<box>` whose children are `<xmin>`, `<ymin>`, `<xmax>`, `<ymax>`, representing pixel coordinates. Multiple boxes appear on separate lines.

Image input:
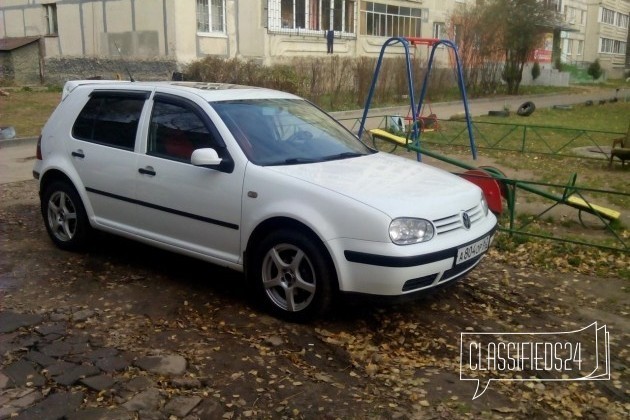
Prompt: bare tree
<box><xmin>491</xmin><ymin>0</ymin><xmax>557</xmax><ymax>94</ymax></box>
<box><xmin>449</xmin><ymin>4</ymin><xmax>504</xmax><ymax>95</ymax></box>
<box><xmin>450</xmin><ymin>0</ymin><xmax>557</xmax><ymax>95</ymax></box>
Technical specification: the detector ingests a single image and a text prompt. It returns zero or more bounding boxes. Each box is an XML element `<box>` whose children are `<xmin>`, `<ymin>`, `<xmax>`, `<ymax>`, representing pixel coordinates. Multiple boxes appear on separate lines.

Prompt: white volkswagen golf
<box><xmin>33</xmin><ymin>81</ymin><xmax>497</xmax><ymax>321</ymax></box>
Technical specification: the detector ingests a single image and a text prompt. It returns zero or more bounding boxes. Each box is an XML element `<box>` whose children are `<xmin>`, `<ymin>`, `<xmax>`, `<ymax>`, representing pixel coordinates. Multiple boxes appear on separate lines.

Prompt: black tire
<box><xmin>41</xmin><ymin>181</ymin><xmax>91</xmax><ymax>251</ymax></box>
<box><xmin>516</xmin><ymin>101</ymin><xmax>536</xmax><ymax>116</ymax></box>
<box><xmin>248</xmin><ymin>229</ymin><xmax>336</xmax><ymax>322</ymax></box>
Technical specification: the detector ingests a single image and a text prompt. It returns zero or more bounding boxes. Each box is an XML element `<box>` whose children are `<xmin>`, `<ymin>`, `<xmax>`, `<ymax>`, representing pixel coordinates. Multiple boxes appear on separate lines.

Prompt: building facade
<box><xmin>0</xmin><ymin>0</ymin><xmax>628</xmax><ymax>83</ymax></box>
<box><xmin>584</xmin><ymin>0</ymin><xmax>629</xmax><ymax>78</ymax></box>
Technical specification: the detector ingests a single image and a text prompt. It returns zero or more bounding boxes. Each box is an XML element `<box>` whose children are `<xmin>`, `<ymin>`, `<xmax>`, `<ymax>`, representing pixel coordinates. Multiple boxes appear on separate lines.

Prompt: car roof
<box><xmin>62</xmin><ymin>80</ymin><xmax>300</xmax><ymax>102</ymax></box>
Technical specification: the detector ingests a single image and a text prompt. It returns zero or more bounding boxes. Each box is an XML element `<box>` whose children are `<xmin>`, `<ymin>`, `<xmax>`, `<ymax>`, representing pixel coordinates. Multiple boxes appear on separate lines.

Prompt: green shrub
<box><xmin>587</xmin><ymin>59</ymin><xmax>603</xmax><ymax>81</ymax></box>
<box><xmin>531</xmin><ymin>61</ymin><xmax>541</xmax><ymax>81</ymax></box>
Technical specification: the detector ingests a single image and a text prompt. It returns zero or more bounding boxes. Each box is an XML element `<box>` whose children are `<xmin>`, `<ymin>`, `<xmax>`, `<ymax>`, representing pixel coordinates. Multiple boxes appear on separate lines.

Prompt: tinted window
<box><xmin>72</xmin><ymin>94</ymin><xmax>145</xmax><ymax>150</ymax></box>
<box><xmin>148</xmin><ymin>100</ymin><xmax>219</xmax><ymax>162</ymax></box>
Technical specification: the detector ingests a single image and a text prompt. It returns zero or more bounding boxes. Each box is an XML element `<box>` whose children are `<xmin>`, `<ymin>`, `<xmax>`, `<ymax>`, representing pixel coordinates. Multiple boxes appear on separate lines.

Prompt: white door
<box><xmin>133</xmin><ymin>94</ymin><xmax>244</xmax><ymax>264</ymax></box>
<box><xmin>67</xmin><ymin>91</ymin><xmax>149</xmax><ymax>230</ymax></box>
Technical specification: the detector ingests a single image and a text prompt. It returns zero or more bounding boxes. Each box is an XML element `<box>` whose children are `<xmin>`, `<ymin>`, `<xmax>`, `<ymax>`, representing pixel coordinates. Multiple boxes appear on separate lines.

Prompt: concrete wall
<box><xmin>521</xmin><ymin>62</ymin><xmax>570</xmax><ymax>87</ymax></box>
<box><xmin>0</xmin><ymin>41</ymin><xmax>41</xmax><ymax>85</ymax></box>
<box><xmin>42</xmin><ymin>56</ymin><xmax>177</xmax><ymax>85</ymax></box>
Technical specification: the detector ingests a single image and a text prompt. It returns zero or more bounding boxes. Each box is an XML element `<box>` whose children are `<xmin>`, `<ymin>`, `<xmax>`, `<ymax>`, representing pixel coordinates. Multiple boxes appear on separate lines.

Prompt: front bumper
<box><xmin>329</xmin><ymin>226</ymin><xmax>496</xmax><ymax>296</ymax></box>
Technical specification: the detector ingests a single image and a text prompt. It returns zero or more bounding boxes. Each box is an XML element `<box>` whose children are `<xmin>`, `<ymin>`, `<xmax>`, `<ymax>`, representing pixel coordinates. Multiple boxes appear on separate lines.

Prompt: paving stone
<box><xmin>13</xmin><ymin>335</ymin><xmax>40</xmax><ymax>349</ymax></box>
<box><xmin>96</xmin><ymin>356</ymin><xmax>128</xmax><ymax>372</ymax></box>
<box><xmin>50</xmin><ymin>313</ymin><xmax>68</xmax><ymax>322</ymax></box>
<box><xmin>72</xmin><ymin>309</ymin><xmax>95</xmax><ymax>322</ymax></box>
<box><xmin>0</xmin><ymin>389</ymin><xmax>46</xmax><ymax>419</ymax></box>
<box><xmin>44</xmin><ymin>361</ymin><xmax>77</xmax><ymax>377</ymax></box>
<box><xmin>0</xmin><ymin>332</ymin><xmax>19</xmax><ymax>355</ymax></box>
<box><xmin>42</xmin><ymin>333</ymin><xmax>63</xmax><ymax>342</ymax></box>
<box><xmin>53</xmin><ymin>364</ymin><xmax>100</xmax><ymax>386</ymax></box>
<box><xmin>2</xmin><ymin>360</ymin><xmax>46</xmax><ymax>387</ymax></box>
<box><xmin>85</xmin><ymin>347</ymin><xmax>119</xmax><ymax>362</ymax></box>
<box><xmin>14</xmin><ymin>391</ymin><xmax>84</xmax><ymax>420</ymax></box>
<box><xmin>170</xmin><ymin>377</ymin><xmax>201</xmax><ymax>389</ymax></box>
<box><xmin>164</xmin><ymin>395</ymin><xmax>202</xmax><ymax>418</ymax></box>
<box><xmin>0</xmin><ymin>312</ymin><xmax>43</xmax><ymax>334</ymax></box>
<box><xmin>0</xmin><ymin>372</ymin><xmax>9</xmax><ymax>390</ymax></box>
<box><xmin>65</xmin><ymin>333</ymin><xmax>90</xmax><ymax>345</ymax></box>
<box><xmin>0</xmin><ymin>388</ymin><xmax>38</xmax><ymax>408</ymax></box>
<box><xmin>7</xmin><ymin>389</ymin><xmax>44</xmax><ymax>409</ymax></box>
<box><xmin>194</xmin><ymin>398</ymin><xmax>224</xmax><ymax>419</ymax></box>
<box><xmin>121</xmin><ymin>388</ymin><xmax>161</xmax><ymax>412</ymax></box>
<box><xmin>125</xmin><ymin>376</ymin><xmax>154</xmax><ymax>392</ymax></box>
<box><xmin>38</xmin><ymin>341</ymin><xmax>74</xmax><ymax>358</ymax></box>
<box><xmin>67</xmin><ymin>407</ymin><xmax>134</xmax><ymax>420</ymax></box>
<box><xmin>80</xmin><ymin>374</ymin><xmax>117</xmax><ymax>392</ymax></box>
<box><xmin>35</xmin><ymin>323</ymin><xmax>67</xmax><ymax>336</ymax></box>
<box><xmin>134</xmin><ymin>355</ymin><xmax>187</xmax><ymax>376</ymax></box>
<box><xmin>0</xmin><ymin>405</ymin><xmax>19</xmax><ymax>419</ymax></box>
<box><xmin>25</xmin><ymin>351</ymin><xmax>57</xmax><ymax>368</ymax></box>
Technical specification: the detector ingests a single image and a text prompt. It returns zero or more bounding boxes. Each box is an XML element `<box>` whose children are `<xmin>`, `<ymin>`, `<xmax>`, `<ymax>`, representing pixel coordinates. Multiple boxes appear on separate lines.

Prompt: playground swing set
<box><xmin>358</xmin><ymin>37</ymin><xmax>625</xmax><ymax>250</ymax></box>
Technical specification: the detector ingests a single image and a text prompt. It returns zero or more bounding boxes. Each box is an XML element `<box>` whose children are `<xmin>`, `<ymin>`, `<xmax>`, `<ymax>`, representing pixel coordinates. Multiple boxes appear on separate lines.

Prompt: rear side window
<box><xmin>72</xmin><ymin>91</ymin><xmax>148</xmax><ymax>150</ymax></box>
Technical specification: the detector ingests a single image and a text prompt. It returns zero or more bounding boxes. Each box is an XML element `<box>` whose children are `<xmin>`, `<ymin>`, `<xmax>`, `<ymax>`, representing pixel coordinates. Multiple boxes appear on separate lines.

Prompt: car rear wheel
<box><xmin>42</xmin><ymin>181</ymin><xmax>90</xmax><ymax>251</ymax></box>
<box><xmin>250</xmin><ymin>230</ymin><xmax>335</xmax><ymax>322</ymax></box>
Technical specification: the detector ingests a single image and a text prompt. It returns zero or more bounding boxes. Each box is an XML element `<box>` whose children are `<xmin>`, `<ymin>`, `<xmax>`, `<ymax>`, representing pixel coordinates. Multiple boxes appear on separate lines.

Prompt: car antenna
<box><xmin>114</xmin><ymin>42</ymin><xmax>135</xmax><ymax>82</ymax></box>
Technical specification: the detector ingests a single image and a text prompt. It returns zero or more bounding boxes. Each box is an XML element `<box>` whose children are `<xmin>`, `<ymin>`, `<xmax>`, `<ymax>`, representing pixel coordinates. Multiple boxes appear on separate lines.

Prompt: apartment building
<box><xmin>584</xmin><ymin>0</ymin><xmax>629</xmax><ymax>78</ymax></box>
<box><xmin>0</xmin><ymin>0</ymin><xmax>628</xmax><ymax>83</ymax></box>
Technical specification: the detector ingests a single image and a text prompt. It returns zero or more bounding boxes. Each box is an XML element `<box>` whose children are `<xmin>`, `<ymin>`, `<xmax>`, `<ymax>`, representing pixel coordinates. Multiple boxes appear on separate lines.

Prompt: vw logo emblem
<box><xmin>462</xmin><ymin>212</ymin><xmax>471</xmax><ymax>229</ymax></box>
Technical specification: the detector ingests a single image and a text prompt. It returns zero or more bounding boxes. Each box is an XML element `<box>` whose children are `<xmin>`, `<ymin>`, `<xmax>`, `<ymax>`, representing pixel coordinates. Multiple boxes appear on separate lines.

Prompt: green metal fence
<box><xmin>423</xmin><ymin>119</ymin><xmax>624</xmax><ymax>158</ymax></box>
<box><xmin>348</xmin><ymin>116</ymin><xmax>629</xmax><ymax>252</ymax></box>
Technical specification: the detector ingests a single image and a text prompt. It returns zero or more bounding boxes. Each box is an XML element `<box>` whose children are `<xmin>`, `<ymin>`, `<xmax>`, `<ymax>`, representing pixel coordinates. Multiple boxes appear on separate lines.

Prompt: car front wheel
<box><xmin>250</xmin><ymin>230</ymin><xmax>336</xmax><ymax>322</ymax></box>
<box><xmin>42</xmin><ymin>181</ymin><xmax>91</xmax><ymax>251</ymax></box>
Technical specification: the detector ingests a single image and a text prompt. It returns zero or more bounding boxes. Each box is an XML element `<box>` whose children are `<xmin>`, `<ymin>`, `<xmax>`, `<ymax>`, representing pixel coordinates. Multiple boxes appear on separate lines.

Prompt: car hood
<box><xmin>266</xmin><ymin>152</ymin><xmax>482</xmax><ymax>219</ymax></box>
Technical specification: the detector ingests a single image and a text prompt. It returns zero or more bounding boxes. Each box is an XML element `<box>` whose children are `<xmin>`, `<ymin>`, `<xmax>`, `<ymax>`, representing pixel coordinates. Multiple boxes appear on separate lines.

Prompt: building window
<box><xmin>197</xmin><ymin>0</ymin><xmax>225</xmax><ymax>33</ymax></box>
<box><xmin>269</xmin><ymin>0</ymin><xmax>356</xmax><ymax>35</ymax></box>
<box><xmin>577</xmin><ymin>40</ymin><xmax>583</xmax><ymax>56</ymax></box>
<box><xmin>360</xmin><ymin>1</ymin><xmax>423</xmax><ymax>38</ymax></box>
<box><xmin>432</xmin><ymin>22</ymin><xmax>446</xmax><ymax>40</ymax></box>
<box><xmin>617</xmin><ymin>13</ymin><xmax>629</xmax><ymax>29</ymax></box>
<box><xmin>600</xmin><ymin>8</ymin><xmax>615</xmax><ymax>25</ymax></box>
<box><xmin>44</xmin><ymin>3</ymin><xmax>58</xmax><ymax>35</ymax></box>
<box><xmin>599</xmin><ymin>37</ymin><xmax>627</xmax><ymax>55</ymax></box>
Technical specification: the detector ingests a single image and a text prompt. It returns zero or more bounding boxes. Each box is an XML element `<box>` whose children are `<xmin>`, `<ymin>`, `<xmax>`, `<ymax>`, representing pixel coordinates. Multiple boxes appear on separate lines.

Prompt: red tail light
<box><xmin>36</xmin><ymin>135</ymin><xmax>42</xmax><ymax>160</ymax></box>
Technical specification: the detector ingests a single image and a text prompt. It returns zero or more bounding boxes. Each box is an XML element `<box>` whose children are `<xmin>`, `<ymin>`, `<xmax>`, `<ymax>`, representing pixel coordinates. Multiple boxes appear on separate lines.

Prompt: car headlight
<box><xmin>389</xmin><ymin>218</ymin><xmax>435</xmax><ymax>245</ymax></box>
<box><xmin>480</xmin><ymin>194</ymin><xmax>489</xmax><ymax>216</ymax></box>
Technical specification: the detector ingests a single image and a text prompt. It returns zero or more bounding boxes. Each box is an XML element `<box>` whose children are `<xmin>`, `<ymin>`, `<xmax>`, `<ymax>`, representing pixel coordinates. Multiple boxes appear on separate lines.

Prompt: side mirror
<box><xmin>191</xmin><ymin>148</ymin><xmax>222</xmax><ymax>167</ymax></box>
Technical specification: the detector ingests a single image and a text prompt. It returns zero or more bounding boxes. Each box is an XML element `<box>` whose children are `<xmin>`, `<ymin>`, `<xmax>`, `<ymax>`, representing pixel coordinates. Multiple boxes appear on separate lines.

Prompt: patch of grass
<box><xmin>0</xmin><ymin>90</ymin><xmax>62</xmax><ymax>138</ymax></box>
<box><xmin>474</xmin><ymin>101</ymin><xmax>630</xmax><ymax>133</ymax></box>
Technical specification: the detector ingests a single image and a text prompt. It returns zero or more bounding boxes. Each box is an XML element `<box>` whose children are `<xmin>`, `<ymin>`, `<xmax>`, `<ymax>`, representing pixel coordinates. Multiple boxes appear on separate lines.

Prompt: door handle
<box><xmin>71</xmin><ymin>149</ymin><xmax>85</xmax><ymax>158</ymax></box>
<box><xmin>138</xmin><ymin>167</ymin><xmax>156</xmax><ymax>176</ymax></box>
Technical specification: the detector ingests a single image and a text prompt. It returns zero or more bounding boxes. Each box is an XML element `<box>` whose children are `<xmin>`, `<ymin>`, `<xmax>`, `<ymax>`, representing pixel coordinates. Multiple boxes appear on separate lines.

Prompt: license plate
<box><xmin>456</xmin><ymin>236</ymin><xmax>490</xmax><ymax>265</ymax></box>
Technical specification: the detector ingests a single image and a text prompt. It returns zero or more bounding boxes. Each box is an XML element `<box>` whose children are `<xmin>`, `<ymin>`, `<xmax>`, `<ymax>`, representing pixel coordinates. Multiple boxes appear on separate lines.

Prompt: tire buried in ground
<box><xmin>516</xmin><ymin>101</ymin><xmax>536</xmax><ymax>116</ymax></box>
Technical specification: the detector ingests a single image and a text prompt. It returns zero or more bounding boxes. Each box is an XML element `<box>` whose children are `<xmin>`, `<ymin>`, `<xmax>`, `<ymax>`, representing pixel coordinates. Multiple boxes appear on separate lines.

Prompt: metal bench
<box><xmin>610</xmin><ymin>123</ymin><xmax>630</xmax><ymax>167</ymax></box>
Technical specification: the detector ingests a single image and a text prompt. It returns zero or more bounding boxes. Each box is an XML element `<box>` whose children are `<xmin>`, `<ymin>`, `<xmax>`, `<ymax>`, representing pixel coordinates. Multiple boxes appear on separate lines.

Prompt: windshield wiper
<box><xmin>283</xmin><ymin>157</ymin><xmax>318</xmax><ymax>165</ymax></box>
<box><xmin>321</xmin><ymin>152</ymin><xmax>364</xmax><ymax>161</ymax></box>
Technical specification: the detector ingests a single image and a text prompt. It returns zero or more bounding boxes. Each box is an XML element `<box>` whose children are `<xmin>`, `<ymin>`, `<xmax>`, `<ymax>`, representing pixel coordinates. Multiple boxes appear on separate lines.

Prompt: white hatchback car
<box><xmin>33</xmin><ymin>81</ymin><xmax>497</xmax><ymax>321</ymax></box>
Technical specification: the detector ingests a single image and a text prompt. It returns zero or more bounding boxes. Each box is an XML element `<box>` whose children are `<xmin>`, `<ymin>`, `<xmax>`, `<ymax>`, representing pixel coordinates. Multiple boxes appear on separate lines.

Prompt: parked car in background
<box><xmin>33</xmin><ymin>81</ymin><xmax>497</xmax><ymax>321</ymax></box>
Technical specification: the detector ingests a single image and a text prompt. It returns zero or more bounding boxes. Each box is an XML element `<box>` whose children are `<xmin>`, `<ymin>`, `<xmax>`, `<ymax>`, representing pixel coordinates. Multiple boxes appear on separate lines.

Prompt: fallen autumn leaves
<box><xmin>1</xmin><ymin>179</ymin><xmax>628</xmax><ymax>418</ymax></box>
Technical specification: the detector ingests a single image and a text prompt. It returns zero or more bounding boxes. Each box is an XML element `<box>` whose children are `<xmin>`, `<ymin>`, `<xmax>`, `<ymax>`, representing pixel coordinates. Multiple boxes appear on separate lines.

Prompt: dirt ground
<box><xmin>0</xmin><ymin>179</ymin><xmax>628</xmax><ymax>419</ymax></box>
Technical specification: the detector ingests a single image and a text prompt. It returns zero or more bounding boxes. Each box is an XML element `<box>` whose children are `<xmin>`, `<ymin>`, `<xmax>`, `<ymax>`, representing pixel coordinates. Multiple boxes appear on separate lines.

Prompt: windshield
<box><xmin>210</xmin><ymin>98</ymin><xmax>374</xmax><ymax>165</ymax></box>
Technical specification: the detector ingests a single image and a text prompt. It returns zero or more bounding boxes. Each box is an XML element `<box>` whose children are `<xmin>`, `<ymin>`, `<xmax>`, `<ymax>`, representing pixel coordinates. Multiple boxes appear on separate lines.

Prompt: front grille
<box><xmin>432</xmin><ymin>203</ymin><xmax>484</xmax><ymax>235</ymax></box>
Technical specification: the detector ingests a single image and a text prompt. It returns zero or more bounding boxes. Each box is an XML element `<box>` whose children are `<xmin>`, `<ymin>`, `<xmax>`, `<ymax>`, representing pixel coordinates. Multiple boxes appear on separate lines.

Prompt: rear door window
<box><xmin>72</xmin><ymin>91</ymin><xmax>149</xmax><ymax>150</ymax></box>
